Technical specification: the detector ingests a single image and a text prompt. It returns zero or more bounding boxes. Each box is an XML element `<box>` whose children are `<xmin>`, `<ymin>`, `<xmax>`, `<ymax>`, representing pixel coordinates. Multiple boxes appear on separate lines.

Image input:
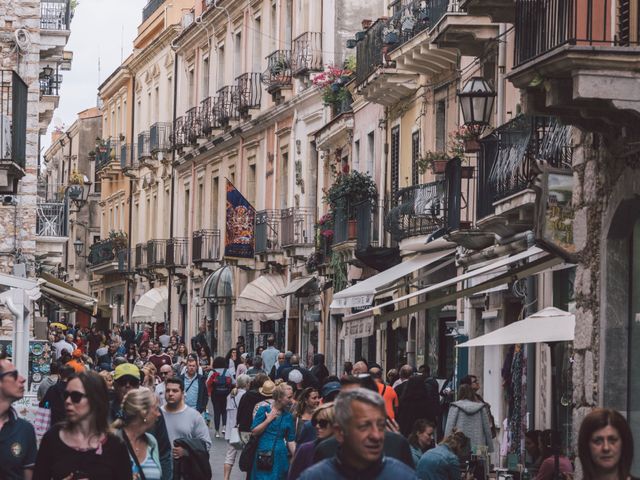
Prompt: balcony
<box><xmin>508</xmin><ymin>0</ymin><xmax>640</xmax><ymax>130</ymax></box>
<box><xmin>281</xmin><ymin>207</ymin><xmax>315</xmax><ymax>259</ymax></box>
<box><xmin>41</xmin><ymin>0</ymin><xmax>71</xmax><ymax>30</ymax></box>
<box><xmin>142</xmin><ymin>0</ymin><xmax>165</xmax><ymax>22</ymax></box>
<box><xmin>354</xmin><ymin>18</ymin><xmax>419</xmax><ymax>106</ymax></box>
<box><xmin>214</xmin><ymin>86</ymin><xmax>239</xmax><ymax>129</ymax></box>
<box><xmin>184</xmin><ymin>107</ymin><xmax>202</xmax><ymax>145</ymax></box>
<box><xmin>332</xmin><ymin>198</ymin><xmax>384</xmax><ymax>266</ymax></box>
<box><xmin>192</xmin><ymin>229</ymin><xmax>221</xmax><ymax>267</ymax></box>
<box><xmin>87</xmin><ymin>239</ymin><xmax>129</xmax><ymax>275</ymax></box>
<box><xmin>150</xmin><ymin>122</ymin><xmax>172</xmax><ymax>154</ymax></box>
<box><xmin>199</xmin><ymin>97</ymin><xmax>216</xmax><ymax>136</ymax></box>
<box><xmin>137</xmin><ymin>131</ymin><xmax>151</xmax><ymax>163</ymax></box>
<box><xmin>135</xmin><ymin>243</ymin><xmax>146</xmax><ymax>270</ymax></box>
<box><xmin>477</xmin><ymin>116</ymin><xmax>573</xmax><ymax>237</ymax></box>
<box><xmin>459</xmin><ymin>0</ymin><xmax>515</xmax><ymax>23</ymax></box>
<box><xmin>36</xmin><ymin>201</ymin><xmax>67</xmax><ymax>237</ymax></box>
<box><xmin>292</xmin><ymin>32</ymin><xmax>323</xmax><ymax>76</ymax></box>
<box><xmin>146</xmin><ymin>239</ymin><xmax>167</xmax><ymax>269</ymax></box>
<box><xmin>121</xmin><ymin>143</ymin><xmax>139</xmax><ymax>177</ymax></box>
<box><xmin>172</xmin><ymin>116</ymin><xmax>187</xmax><ymax>151</ymax></box>
<box><xmin>262</xmin><ymin>50</ymin><xmax>292</xmax><ymax>98</ymax></box>
<box><xmin>255</xmin><ymin>210</ymin><xmax>282</xmax><ymax>262</ymax></box>
<box><xmin>236</xmin><ymin>73</ymin><xmax>262</xmax><ymax>119</ymax></box>
<box><xmin>0</xmin><ymin>71</ymin><xmax>27</xmax><ymax>191</ymax></box>
<box><xmin>166</xmin><ymin>238</ymin><xmax>189</xmax><ymax>269</ymax></box>
<box><xmin>95</xmin><ymin>138</ymin><xmax>122</xmax><ymax>179</ymax></box>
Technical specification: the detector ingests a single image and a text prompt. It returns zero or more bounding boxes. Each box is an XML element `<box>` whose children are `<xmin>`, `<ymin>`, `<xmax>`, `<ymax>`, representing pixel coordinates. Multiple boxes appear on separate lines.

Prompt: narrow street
<box><xmin>209</xmin><ymin>433</ymin><xmax>244</xmax><ymax>480</ymax></box>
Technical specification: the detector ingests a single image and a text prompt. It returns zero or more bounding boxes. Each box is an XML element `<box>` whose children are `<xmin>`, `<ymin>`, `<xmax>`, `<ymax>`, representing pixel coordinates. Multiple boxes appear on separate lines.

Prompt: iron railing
<box><xmin>390</xmin><ymin>0</ymin><xmax>434</xmax><ymax>45</ymax></box>
<box><xmin>200</xmin><ymin>97</ymin><xmax>216</xmax><ymax>135</ymax></box>
<box><xmin>135</xmin><ymin>243</ymin><xmax>146</xmax><ymax>269</ymax></box>
<box><xmin>41</xmin><ymin>0</ymin><xmax>71</xmax><ymax>30</ymax></box>
<box><xmin>95</xmin><ymin>138</ymin><xmax>113</xmax><ymax>173</ymax></box>
<box><xmin>281</xmin><ymin>207</ymin><xmax>315</xmax><ymax>247</ymax></box>
<box><xmin>146</xmin><ymin>239</ymin><xmax>167</xmax><ymax>267</ymax></box>
<box><xmin>236</xmin><ymin>73</ymin><xmax>262</xmax><ymax>117</ymax></box>
<box><xmin>142</xmin><ymin>0</ymin><xmax>165</xmax><ymax>22</ymax></box>
<box><xmin>262</xmin><ymin>50</ymin><xmax>292</xmax><ymax>92</ymax></box>
<box><xmin>166</xmin><ymin>238</ymin><xmax>189</xmax><ymax>267</ymax></box>
<box><xmin>292</xmin><ymin>32</ymin><xmax>323</xmax><ymax>74</ymax></box>
<box><xmin>477</xmin><ymin>115</ymin><xmax>573</xmax><ymax>219</ymax></box>
<box><xmin>255</xmin><ymin>210</ymin><xmax>281</xmax><ymax>255</ymax></box>
<box><xmin>137</xmin><ymin>131</ymin><xmax>151</xmax><ymax>160</ymax></box>
<box><xmin>184</xmin><ymin>107</ymin><xmax>201</xmax><ymax>144</ymax></box>
<box><xmin>88</xmin><ymin>239</ymin><xmax>116</xmax><ymax>266</ymax></box>
<box><xmin>172</xmin><ymin>116</ymin><xmax>187</xmax><ymax>150</ymax></box>
<box><xmin>514</xmin><ymin>0</ymin><xmax>636</xmax><ymax>66</ymax></box>
<box><xmin>39</xmin><ymin>74</ymin><xmax>62</xmax><ymax>96</ymax></box>
<box><xmin>117</xmin><ymin>249</ymin><xmax>129</xmax><ymax>272</ymax></box>
<box><xmin>214</xmin><ymin>86</ymin><xmax>239</xmax><ymax>128</ymax></box>
<box><xmin>192</xmin><ymin>229</ymin><xmax>221</xmax><ymax>262</ymax></box>
<box><xmin>355</xmin><ymin>20</ymin><xmax>387</xmax><ymax>85</ymax></box>
<box><xmin>36</xmin><ymin>201</ymin><xmax>66</xmax><ymax>237</ymax></box>
<box><xmin>150</xmin><ymin>122</ymin><xmax>172</xmax><ymax>153</ymax></box>
<box><xmin>0</xmin><ymin>70</ymin><xmax>27</xmax><ymax>168</ymax></box>
<box><xmin>385</xmin><ymin>181</ymin><xmax>447</xmax><ymax>241</ymax></box>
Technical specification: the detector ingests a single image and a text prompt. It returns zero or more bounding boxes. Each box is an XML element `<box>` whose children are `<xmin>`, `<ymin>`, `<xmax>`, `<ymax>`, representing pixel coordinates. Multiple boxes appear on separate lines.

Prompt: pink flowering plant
<box><xmin>313</xmin><ymin>65</ymin><xmax>354</xmax><ymax>105</ymax></box>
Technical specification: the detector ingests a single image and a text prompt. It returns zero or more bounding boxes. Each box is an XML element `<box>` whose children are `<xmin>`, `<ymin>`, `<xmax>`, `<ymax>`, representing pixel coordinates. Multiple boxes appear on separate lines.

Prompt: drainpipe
<box><xmin>525</xmin><ymin>274</ymin><xmax>537</xmax><ymax>431</ymax></box>
<box><xmin>64</xmin><ymin>133</ymin><xmax>72</xmax><ymax>276</ymax></box>
<box><xmin>169</xmin><ymin>46</ymin><xmax>179</xmax><ymax>337</ymax></box>
<box><xmin>497</xmin><ymin>23</ymin><xmax>507</xmax><ymax>126</ymax></box>
<box><xmin>127</xmin><ymin>74</ymin><xmax>136</xmax><ymax>320</ymax></box>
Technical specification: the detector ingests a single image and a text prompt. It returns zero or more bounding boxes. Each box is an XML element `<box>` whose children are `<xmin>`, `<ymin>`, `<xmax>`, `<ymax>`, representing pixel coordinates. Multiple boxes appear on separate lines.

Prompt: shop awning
<box><xmin>202</xmin><ymin>265</ymin><xmax>233</xmax><ymax>301</ymax></box>
<box><xmin>131</xmin><ymin>286</ymin><xmax>168</xmax><ymax>324</ymax></box>
<box><xmin>38</xmin><ymin>273</ymin><xmax>97</xmax><ymax>314</ymax></box>
<box><xmin>235</xmin><ymin>273</ymin><xmax>286</xmax><ymax>322</ymax></box>
<box><xmin>330</xmin><ymin>248</ymin><xmax>455</xmax><ymax>310</ymax></box>
<box><xmin>344</xmin><ymin>246</ymin><xmax>562</xmax><ymax>326</ymax></box>
<box><xmin>279</xmin><ymin>276</ymin><xmax>316</xmax><ymax>297</ymax></box>
<box><xmin>457</xmin><ymin>307</ymin><xmax>575</xmax><ymax>347</ymax></box>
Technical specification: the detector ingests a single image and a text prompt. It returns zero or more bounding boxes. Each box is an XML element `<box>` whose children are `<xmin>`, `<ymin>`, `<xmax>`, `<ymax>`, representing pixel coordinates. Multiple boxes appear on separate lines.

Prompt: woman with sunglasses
<box><xmin>287</xmin><ymin>403</ymin><xmax>335</xmax><ymax>480</ymax></box>
<box><xmin>112</xmin><ymin>388</ymin><xmax>162</xmax><ymax>480</ymax></box>
<box><xmin>33</xmin><ymin>371</ymin><xmax>132</xmax><ymax>479</ymax></box>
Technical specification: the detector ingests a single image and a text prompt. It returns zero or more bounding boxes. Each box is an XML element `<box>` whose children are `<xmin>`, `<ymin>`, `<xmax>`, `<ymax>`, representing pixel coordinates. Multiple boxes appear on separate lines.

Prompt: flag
<box><xmin>224</xmin><ymin>180</ymin><xmax>255</xmax><ymax>258</ymax></box>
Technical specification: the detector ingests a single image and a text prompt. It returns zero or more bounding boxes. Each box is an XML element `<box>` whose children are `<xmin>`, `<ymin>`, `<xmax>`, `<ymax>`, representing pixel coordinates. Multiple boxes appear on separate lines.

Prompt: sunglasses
<box><xmin>63</xmin><ymin>390</ymin><xmax>87</xmax><ymax>403</ymax></box>
<box><xmin>116</xmin><ymin>379</ymin><xmax>140</xmax><ymax>388</ymax></box>
<box><xmin>312</xmin><ymin>418</ymin><xmax>331</xmax><ymax>429</ymax></box>
<box><xmin>0</xmin><ymin>370</ymin><xmax>18</xmax><ymax>381</ymax></box>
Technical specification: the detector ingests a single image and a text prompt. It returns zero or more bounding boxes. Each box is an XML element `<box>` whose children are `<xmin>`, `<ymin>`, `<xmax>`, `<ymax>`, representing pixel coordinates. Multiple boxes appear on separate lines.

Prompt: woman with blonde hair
<box><xmin>112</xmin><ymin>387</ymin><xmax>162</xmax><ymax>480</ymax></box>
<box><xmin>288</xmin><ymin>402</ymin><xmax>335</xmax><ymax>480</ymax></box>
<box><xmin>141</xmin><ymin>362</ymin><xmax>157</xmax><ymax>389</ymax></box>
<box><xmin>417</xmin><ymin>429</ymin><xmax>471</xmax><ymax>480</ymax></box>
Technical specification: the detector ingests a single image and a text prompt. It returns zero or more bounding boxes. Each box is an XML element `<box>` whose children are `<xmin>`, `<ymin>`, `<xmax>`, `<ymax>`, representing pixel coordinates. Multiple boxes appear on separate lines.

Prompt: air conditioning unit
<box><xmin>182</xmin><ymin>10</ymin><xmax>194</xmax><ymax>28</ymax></box>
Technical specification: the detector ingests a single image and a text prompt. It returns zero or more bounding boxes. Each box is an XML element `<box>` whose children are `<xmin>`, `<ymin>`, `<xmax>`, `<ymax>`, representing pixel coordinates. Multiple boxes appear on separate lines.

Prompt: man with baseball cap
<box><xmin>109</xmin><ymin>363</ymin><xmax>173</xmax><ymax>480</ymax></box>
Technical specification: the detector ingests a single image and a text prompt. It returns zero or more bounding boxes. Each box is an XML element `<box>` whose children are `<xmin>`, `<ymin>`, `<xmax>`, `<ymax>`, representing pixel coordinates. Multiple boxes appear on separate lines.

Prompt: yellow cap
<box><xmin>113</xmin><ymin>363</ymin><xmax>141</xmax><ymax>381</ymax></box>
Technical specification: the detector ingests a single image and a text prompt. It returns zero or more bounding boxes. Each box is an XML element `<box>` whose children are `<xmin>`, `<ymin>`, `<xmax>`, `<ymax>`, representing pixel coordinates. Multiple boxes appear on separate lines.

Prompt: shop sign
<box><xmin>342</xmin><ymin>315</ymin><xmax>375</xmax><ymax>339</ymax></box>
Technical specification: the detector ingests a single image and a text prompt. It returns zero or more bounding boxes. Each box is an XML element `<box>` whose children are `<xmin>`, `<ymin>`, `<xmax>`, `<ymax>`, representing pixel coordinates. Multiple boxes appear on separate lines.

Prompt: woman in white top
<box><xmin>223</xmin><ymin>374</ymin><xmax>251</xmax><ymax>480</ymax></box>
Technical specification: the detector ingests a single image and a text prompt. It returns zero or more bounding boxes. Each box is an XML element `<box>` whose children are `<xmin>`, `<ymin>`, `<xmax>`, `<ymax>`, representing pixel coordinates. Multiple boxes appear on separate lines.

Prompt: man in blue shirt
<box><xmin>261</xmin><ymin>335</ymin><xmax>280</xmax><ymax>375</ymax></box>
<box><xmin>300</xmin><ymin>388</ymin><xmax>418</xmax><ymax>479</ymax></box>
<box><xmin>179</xmin><ymin>357</ymin><xmax>208</xmax><ymax>413</ymax></box>
<box><xmin>0</xmin><ymin>355</ymin><xmax>37</xmax><ymax>480</ymax></box>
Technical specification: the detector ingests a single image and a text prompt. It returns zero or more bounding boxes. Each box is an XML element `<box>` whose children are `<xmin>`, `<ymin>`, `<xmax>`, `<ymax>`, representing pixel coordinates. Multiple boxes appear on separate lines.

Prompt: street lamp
<box><xmin>73</xmin><ymin>239</ymin><xmax>84</xmax><ymax>257</ymax></box>
<box><xmin>458</xmin><ymin>77</ymin><xmax>496</xmax><ymax>126</ymax></box>
<box><xmin>42</xmin><ymin>65</ymin><xmax>54</xmax><ymax>78</ymax></box>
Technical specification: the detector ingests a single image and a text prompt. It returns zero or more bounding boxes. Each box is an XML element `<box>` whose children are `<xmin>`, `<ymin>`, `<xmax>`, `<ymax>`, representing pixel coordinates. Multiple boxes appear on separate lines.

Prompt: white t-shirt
<box><xmin>53</xmin><ymin>340</ymin><xmax>74</xmax><ymax>359</ymax></box>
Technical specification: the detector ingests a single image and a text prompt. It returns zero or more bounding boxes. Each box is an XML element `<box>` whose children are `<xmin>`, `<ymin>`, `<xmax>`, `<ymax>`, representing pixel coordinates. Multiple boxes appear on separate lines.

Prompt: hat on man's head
<box><xmin>288</xmin><ymin>369</ymin><xmax>303</xmax><ymax>384</ymax></box>
<box><xmin>259</xmin><ymin>380</ymin><xmax>276</xmax><ymax>397</ymax></box>
<box><xmin>113</xmin><ymin>363</ymin><xmax>141</xmax><ymax>381</ymax></box>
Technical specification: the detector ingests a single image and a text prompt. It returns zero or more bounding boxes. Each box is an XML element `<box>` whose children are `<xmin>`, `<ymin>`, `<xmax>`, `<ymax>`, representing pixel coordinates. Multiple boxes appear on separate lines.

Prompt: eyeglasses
<box><xmin>116</xmin><ymin>379</ymin><xmax>140</xmax><ymax>388</ymax></box>
<box><xmin>312</xmin><ymin>418</ymin><xmax>331</xmax><ymax>429</ymax></box>
<box><xmin>63</xmin><ymin>390</ymin><xmax>87</xmax><ymax>403</ymax></box>
<box><xmin>0</xmin><ymin>370</ymin><xmax>18</xmax><ymax>381</ymax></box>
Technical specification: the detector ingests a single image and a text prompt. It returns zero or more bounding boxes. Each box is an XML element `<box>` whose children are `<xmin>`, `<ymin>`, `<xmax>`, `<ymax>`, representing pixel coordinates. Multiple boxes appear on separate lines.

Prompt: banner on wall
<box><xmin>224</xmin><ymin>179</ymin><xmax>255</xmax><ymax>258</ymax></box>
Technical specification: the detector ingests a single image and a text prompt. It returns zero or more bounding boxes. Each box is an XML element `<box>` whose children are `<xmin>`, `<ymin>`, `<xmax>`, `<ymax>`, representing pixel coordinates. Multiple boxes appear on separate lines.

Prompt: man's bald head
<box><xmin>400</xmin><ymin>364</ymin><xmax>413</xmax><ymax>379</ymax></box>
<box><xmin>352</xmin><ymin>361</ymin><xmax>368</xmax><ymax>375</ymax></box>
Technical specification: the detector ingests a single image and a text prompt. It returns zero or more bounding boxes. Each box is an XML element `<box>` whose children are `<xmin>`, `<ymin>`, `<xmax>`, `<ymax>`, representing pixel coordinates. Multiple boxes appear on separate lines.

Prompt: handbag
<box><xmin>256</xmin><ymin>416</ymin><xmax>284</xmax><ymax>472</ymax></box>
<box><xmin>229</xmin><ymin>426</ymin><xmax>243</xmax><ymax>450</ymax></box>
<box><xmin>238</xmin><ymin>434</ymin><xmax>260</xmax><ymax>472</ymax></box>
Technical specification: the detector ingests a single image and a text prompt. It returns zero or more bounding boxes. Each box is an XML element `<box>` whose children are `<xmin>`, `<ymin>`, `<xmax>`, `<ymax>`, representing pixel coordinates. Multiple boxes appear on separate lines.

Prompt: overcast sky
<box><xmin>41</xmin><ymin>0</ymin><xmax>146</xmax><ymax>153</ymax></box>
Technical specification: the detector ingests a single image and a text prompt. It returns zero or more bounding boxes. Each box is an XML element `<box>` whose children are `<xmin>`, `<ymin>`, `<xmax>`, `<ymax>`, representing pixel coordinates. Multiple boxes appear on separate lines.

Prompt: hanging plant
<box><xmin>323</xmin><ymin>171</ymin><xmax>377</xmax><ymax>213</ymax></box>
<box><xmin>313</xmin><ymin>64</ymin><xmax>353</xmax><ymax>106</ymax></box>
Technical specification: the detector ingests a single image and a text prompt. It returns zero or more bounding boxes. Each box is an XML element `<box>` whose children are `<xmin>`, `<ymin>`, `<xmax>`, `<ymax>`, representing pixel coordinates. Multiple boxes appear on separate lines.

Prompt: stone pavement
<box><xmin>209</xmin><ymin>428</ymin><xmax>245</xmax><ymax>480</ymax></box>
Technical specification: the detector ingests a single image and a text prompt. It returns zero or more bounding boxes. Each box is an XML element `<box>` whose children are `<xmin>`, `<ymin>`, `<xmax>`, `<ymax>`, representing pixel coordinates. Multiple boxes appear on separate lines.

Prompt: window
<box><xmin>184</xmin><ymin>188</ymin><xmax>190</xmax><ymax>236</ymax></box>
<box><xmin>234</xmin><ymin>32</ymin><xmax>242</xmax><ymax>79</ymax></box>
<box><xmin>167</xmin><ymin>76</ymin><xmax>173</xmax><ymax>114</ymax></box>
<box><xmin>188</xmin><ymin>67</ymin><xmax>195</xmax><ymax>107</ymax></box>
<box><xmin>411</xmin><ymin>131</ymin><xmax>420</xmax><ymax>185</ymax></box>
<box><xmin>211</xmin><ymin>177</ymin><xmax>219</xmax><ymax>228</ymax></box>
<box><xmin>217</xmin><ymin>45</ymin><xmax>225</xmax><ymax>90</ymax></box>
<box><xmin>280</xmin><ymin>151</ymin><xmax>289</xmax><ymax>209</ymax></box>
<box><xmin>435</xmin><ymin>100</ymin><xmax>446</xmax><ymax>152</ymax></box>
<box><xmin>197</xmin><ymin>182</ymin><xmax>204</xmax><ymax>229</ymax></box>
<box><xmin>247</xmin><ymin>163</ymin><xmax>256</xmax><ymax>206</ymax></box>
<box><xmin>154</xmin><ymin>86</ymin><xmax>159</xmax><ymax>122</ymax></box>
<box><xmin>367</xmin><ymin>131</ymin><xmax>375</xmax><ymax>175</ymax></box>
<box><xmin>202</xmin><ymin>57</ymin><xmax>210</xmax><ymax>100</ymax></box>
<box><xmin>391</xmin><ymin>126</ymin><xmax>400</xmax><ymax>196</ymax></box>
<box><xmin>270</xmin><ymin>4</ymin><xmax>277</xmax><ymax>51</ymax></box>
<box><xmin>253</xmin><ymin>17</ymin><xmax>262</xmax><ymax>72</ymax></box>
<box><xmin>285</xmin><ymin>0</ymin><xmax>293</xmax><ymax>46</ymax></box>
<box><xmin>354</xmin><ymin>140</ymin><xmax>360</xmax><ymax>172</ymax></box>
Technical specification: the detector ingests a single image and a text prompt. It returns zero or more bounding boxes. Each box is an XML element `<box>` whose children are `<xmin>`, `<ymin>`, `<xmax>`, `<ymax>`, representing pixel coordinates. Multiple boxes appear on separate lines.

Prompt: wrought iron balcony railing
<box><xmin>255</xmin><ymin>210</ymin><xmax>281</xmax><ymax>255</ymax></box>
<box><xmin>192</xmin><ymin>229</ymin><xmax>221</xmax><ymax>262</ymax></box>
<box><xmin>150</xmin><ymin>122</ymin><xmax>172</xmax><ymax>153</ymax></box>
<box><xmin>0</xmin><ymin>70</ymin><xmax>27</xmax><ymax>169</ymax></box>
<box><xmin>95</xmin><ymin>138</ymin><xmax>114</xmax><ymax>173</ymax></box>
<box><xmin>41</xmin><ymin>0</ymin><xmax>71</xmax><ymax>30</ymax></box>
<box><xmin>172</xmin><ymin>116</ymin><xmax>187</xmax><ymax>150</ymax></box>
<box><xmin>236</xmin><ymin>73</ymin><xmax>262</xmax><ymax>117</ymax></box>
<box><xmin>165</xmin><ymin>238</ymin><xmax>189</xmax><ymax>267</ymax></box>
<box><xmin>332</xmin><ymin>197</ymin><xmax>380</xmax><ymax>248</ymax></box>
<box><xmin>214</xmin><ymin>86</ymin><xmax>239</xmax><ymax>128</ymax></box>
<box><xmin>117</xmin><ymin>248</ymin><xmax>129</xmax><ymax>272</ymax></box>
<box><xmin>199</xmin><ymin>97</ymin><xmax>216</xmax><ymax>136</ymax></box>
<box><xmin>135</xmin><ymin>243</ymin><xmax>146</xmax><ymax>269</ymax></box>
<box><xmin>142</xmin><ymin>0</ymin><xmax>165</xmax><ymax>22</ymax></box>
<box><xmin>184</xmin><ymin>107</ymin><xmax>201</xmax><ymax>144</ymax></box>
<box><xmin>146</xmin><ymin>239</ymin><xmax>167</xmax><ymax>268</ymax></box>
<box><xmin>477</xmin><ymin>115</ymin><xmax>573</xmax><ymax>219</ymax></box>
<box><xmin>36</xmin><ymin>201</ymin><xmax>66</xmax><ymax>237</ymax></box>
<box><xmin>39</xmin><ymin>74</ymin><xmax>62</xmax><ymax>96</ymax></box>
<box><xmin>88</xmin><ymin>239</ymin><xmax>116</xmax><ymax>266</ymax></box>
<box><xmin>292</xmin><ymin>32</ymin><xmax>323</xmax><ymax>75</ymax></box>
<box><xmin>280</xmin><ymin>207</ymin><xmax>315</xmax><ymax>248</ymax></box>
<box><xmin>262</xmin><ymin>50</ymin><xmax>292</xmax><ymax>92</ymax></box>
<box><xmin>137</xmin><ymin>131</ymin><xmax>151</xmax><ymax>160</ymax></box>
<box><xmin>514</xmin><ymin>0</ymin><xmax>638</xmax><ymax>67</ymax></box>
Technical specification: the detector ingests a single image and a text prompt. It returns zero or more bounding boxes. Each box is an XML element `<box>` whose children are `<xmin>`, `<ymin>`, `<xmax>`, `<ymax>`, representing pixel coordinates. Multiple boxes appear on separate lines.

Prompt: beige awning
<box><xmin>38</xmin><ymin>273</ymin><xmax>97</xmax><ymax>314</ymax></box>
<box><xmin>235</xmin><ymin>273</ymin><xmax>286</xmax><ymax>322</ymax></box>
<box><xmin>131</xmin><ymin>286</ymin><xmax>168</xmax><ymax>324</ymax></box>
<box><xmin>279</xmin><ymin>276</ymin><xmax>316</xmax><ymax>297</ymax></box>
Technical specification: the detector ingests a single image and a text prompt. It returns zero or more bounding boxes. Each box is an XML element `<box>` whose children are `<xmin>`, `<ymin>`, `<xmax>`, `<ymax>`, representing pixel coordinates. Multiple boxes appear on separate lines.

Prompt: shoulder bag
<box><xmin>229</xmin><ymin>396</ymin><xmax>243</xmax><ymax>450</ymax></box>
<box><xmin>256</xmin><ymin>416</ymin><xmax>284</xmax><ymax>471</ymax></box>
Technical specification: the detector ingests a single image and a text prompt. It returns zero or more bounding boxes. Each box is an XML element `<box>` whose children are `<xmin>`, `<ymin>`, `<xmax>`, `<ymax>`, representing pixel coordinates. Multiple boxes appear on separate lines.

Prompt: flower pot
<box><xmin>463</xmin><ymin>138</ymin><xmax>481</xmax><ymax>153</ymax></box>
<box><xmin>461</xmin><ymin>166</ymin><xmax>475</xmax><ymax>179</ymax></box>
<box><xmin>347</xmin><ymin>219</ymin><xmax>357</xmax><ymax>240</ymax></box>
<box><xmin>383</xmin><ymin>31</ymin><xmax>399</xmax><ymax>44</ymax></box>
<box><xmin>432</xmin><ymin>160</ymin><xmax>448</xmax><ymax>175</ymax></box>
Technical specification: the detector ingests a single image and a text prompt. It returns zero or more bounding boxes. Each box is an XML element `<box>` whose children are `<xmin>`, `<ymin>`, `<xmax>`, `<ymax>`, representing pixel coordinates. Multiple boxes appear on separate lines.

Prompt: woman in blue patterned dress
<box><xmin>250</xmin><ymin>383</ymin><xmax>296</xmax><ymax>480</ymax></box>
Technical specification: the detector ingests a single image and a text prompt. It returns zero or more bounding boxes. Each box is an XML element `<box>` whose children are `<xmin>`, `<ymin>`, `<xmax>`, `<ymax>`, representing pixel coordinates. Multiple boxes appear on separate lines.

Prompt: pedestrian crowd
<box><xmin>0</xmin><ymin>322</ymin><xmax>636</xmax><ymax>479</ymax></box>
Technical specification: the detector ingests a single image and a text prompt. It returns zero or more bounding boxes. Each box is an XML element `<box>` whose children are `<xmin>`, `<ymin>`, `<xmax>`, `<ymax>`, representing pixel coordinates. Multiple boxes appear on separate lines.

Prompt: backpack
<box><xmin>214</xmin><ymin>368</ymin><xmax>232</xmax><ymax>396</ymax></box>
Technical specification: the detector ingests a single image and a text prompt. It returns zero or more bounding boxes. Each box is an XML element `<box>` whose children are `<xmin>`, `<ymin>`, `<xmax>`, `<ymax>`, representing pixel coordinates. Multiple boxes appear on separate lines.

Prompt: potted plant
<box><xmin>417</xmin><ymin>151</ymin><xmax>450</xmax><ymax>175</ymax></box>
<box><xmin>383</xmin><ymin>24</ymin><xmax>399</xmax><ymax>45</ymax></box>
<box><xmin>108</xmin><ymin>230</ymin><xmax>128</xmax><ymax>251</ymax></box>
<box><xmin>450</xmin><ymin>124</ymin><xmax>485</xmax><ymax>153</ymax></box>
<box><xmin>313</xmin><ymin>64</ymin><xmax>354</xmax><ymax>108</ymax></box>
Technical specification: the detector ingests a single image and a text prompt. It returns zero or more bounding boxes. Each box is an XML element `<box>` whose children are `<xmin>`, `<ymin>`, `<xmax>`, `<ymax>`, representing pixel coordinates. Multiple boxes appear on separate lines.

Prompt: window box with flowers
<box><xmin>313</xmin><ymin>64</ymin><xmax>354</xmax><ymax>112</ymax></box>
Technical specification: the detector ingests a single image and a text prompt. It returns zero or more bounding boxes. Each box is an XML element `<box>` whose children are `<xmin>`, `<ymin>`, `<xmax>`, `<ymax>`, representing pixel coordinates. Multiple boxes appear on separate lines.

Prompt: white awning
<box><xmin>131</xmin><ymin>286</ymin><xmax>168</xmax><ymax>324</ymax></box>
<box><xmin>279</xmin><ymin>276</ymin><xmax>316</xmax><ymax>297</ymax></box>
<box><xmin>330</xmin><ymin>249</ymin><xmax>455</xmax><ymax>310</ymax></box>
<box><xmin>344</xmin><ymin>246</ymin><xmax>562</xmax><ymax>325</ymax></box>
<box><xmin>38</xmin><ymin>273</ymin><xmax>96</xmax><ymax>313</ymax></box>
<box><xmin>235</xmin><ymin>273</ymin><xmax>286</xmax><ymax>322</ymax></box>
<box><xmin>457</xmin><ymin>307</ymin><xmax>575</xmax><ymax>347</ymax></box>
